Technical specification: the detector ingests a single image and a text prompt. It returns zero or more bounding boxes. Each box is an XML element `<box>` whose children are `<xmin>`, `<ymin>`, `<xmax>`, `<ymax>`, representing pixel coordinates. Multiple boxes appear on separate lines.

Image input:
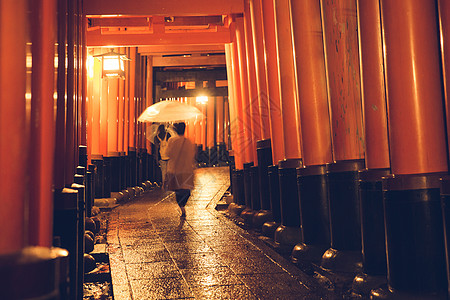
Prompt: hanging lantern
<box><xmin>94</xmin><ymin>49</ymin><xmax>130</xmax><ymax>79</ymax></box>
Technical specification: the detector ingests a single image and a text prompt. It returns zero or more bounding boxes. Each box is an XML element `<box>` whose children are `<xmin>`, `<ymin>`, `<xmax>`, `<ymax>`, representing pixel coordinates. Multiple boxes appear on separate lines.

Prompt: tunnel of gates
<box><xmin>3</xmin><ymin>0</ymin><xmax>450</xmax><ymax>299</ymax></box>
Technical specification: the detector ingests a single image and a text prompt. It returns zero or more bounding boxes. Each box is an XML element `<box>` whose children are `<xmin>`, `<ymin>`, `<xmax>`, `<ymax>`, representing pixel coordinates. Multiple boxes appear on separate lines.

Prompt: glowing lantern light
<box><xmin>94</xmin><ymin>49</ymin><xmax>130</xmax><ymax>79</ymax></box>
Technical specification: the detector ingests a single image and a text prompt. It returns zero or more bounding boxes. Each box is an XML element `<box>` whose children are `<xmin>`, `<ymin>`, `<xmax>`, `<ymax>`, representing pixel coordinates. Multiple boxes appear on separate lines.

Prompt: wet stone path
<box><xmin>106</xmin><ymin>167</ymin><xmax>323</xmax><ymax>299</ymax></box>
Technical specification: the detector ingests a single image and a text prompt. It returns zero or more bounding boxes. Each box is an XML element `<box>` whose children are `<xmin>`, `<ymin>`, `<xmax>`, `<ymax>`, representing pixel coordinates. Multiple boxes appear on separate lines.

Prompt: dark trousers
<box><xmin>175</xmin><ymin>189</ymin><xmax>190</xmax><ymax>207</ymax></box>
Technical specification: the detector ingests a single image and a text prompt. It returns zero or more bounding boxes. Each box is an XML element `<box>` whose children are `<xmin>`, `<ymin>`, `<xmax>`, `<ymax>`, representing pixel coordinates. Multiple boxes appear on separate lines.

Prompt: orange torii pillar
<box><xmin>250</xmin><ymin>0</ymin><xmax>273</xmax><ymax>185</ymax></box>
<box><xmin>260</xmin><ymin>0</ymin><xmax>286</xmax><ymax>238</ymax></box>
<box><xmin>290</xmin><ymin>0</ymin><xmax>334</xmax><ymax>266</ymax></box>
<box><xmin>372</xmin><ymin>1</ymin><xmax>449</xmax><ymax>298</ymax></box>
<box><xmin>248</xmin><ymin>0</ymin><xmax>274</xmax><ymax>226</ymax></box>
<box><xmin>273</xmin><ymin>0</ymin><xmax>303</xmax><ymax>247</ymax></box>
<box><xmin>244</xmin><ymin>0</ymin><xmax>265</xmax><ymax>221</ymax></box>
<box><xmin>351</xmin><ymin>0</ymin><xmax>391</xmax><ymax>295</ymax></box>
<box><xmin>128</xmin><ymin>49</ymin><xmax>138</xmax><ymax>188</ymax></box>
<box><xmin>235</xmin><ymin>19</ymin><xmax>256</xmax><ymax>215</ymax></box>
<box><xmin>235</xmin><ymin>17</ymin><xmax>255</xmax><ymax>165</ymax></box>
<box><xmin>225</xmin><ymin>42</ymin><xmax>246</xmax><ymax>208</ymax></box>
<box><xmin>439</xmin><ymin>4</ymin><xmax>450</xmax><ymax>298</ymax></box>
<box><xmin>320</xmin><ymin>0</ymin><xmax>366</xmax><ymax>273</ymax></box>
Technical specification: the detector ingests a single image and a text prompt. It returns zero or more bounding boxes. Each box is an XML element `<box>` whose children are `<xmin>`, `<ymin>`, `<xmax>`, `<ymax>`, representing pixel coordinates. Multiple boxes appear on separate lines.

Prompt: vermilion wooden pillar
<box><xmin>350</xmin><ymin>1</ymin><xmax>391</xmax><ymax>294</ymax></box>
<box><xmin>375</xmin><ymin>1</ymin><xmax>448</xmax><ymax>298</ymax></box>
<box><xmin>107</xmin><ymin>78</ymin><xmax>119</xmax><ymax>153</ymax></box>
<box><xmin>29</xmin><ymin>0</ymin><xmax>57</xmax><ymax>247</ymax></box>
<box><xmin>291</xmin><ymin>0</ymin><xmax>332</xmax><ymax>167</ymax></box>
<box><xmin>65</xmin><ymin>0</ymin><xmax>76</xmax><ymax>186</ymax></box>
<box><xmin>231</xmin><ymin>39</ymin><xmax>246</xmax><ymax>170</ymax></box>
<box><xmin>261</xmin><ymin>0</ymin><xmax>285</xmax><ymax>164</ymax></box>
<box><xmin>273</xmin><ymin>0</ymin><xmax>302</xmax><ymax>161</ymax></box>
<box><xmin>322</xmin><ymin>0</ymin><xmax>364</xmax><ymax>161</ymax></box>
<box><xmin>244</xmin><ymin>0</ymin><xmax>261</xmax><ymax>163</ymax></box>
<box><xmin>290</xmin><ymin>0</ymin><xmax>334</xmax><ymax>265</ymax></box>
<box><xmin>249</xmin><ymin>0</ymin><xmax>271</xmax><ymax>141</ymax></box>
<box><xmin>0</xmin><ymin>0</ymin><xmax>28</xmax><ymax>254</ymax></box>
<box><xmin>129</xmin><ymin>48</ymin><xmax>137</xmax><ymax>150</ymax></box>
<box><xmin>225</xmin><ymin>43</ymin><xmax>243</xmax><ymax>169</ymax></box>
<box><xmin>440</xmin><ymin>0</ymin><xmax>450</xmax><ymax>165</ymax></box>
<box><xmin>235</xmin><ymin>17</ymin><xmax>254</xmax><ymax>164</ymax></box>
<box><xmin>54</xmin><ymin>0</ymin><xmax>67</xmax><ymax>190</ymax></box>
<box><xmin>382</xmin><ymin>1</ymin><xmax>447</xmax><ymax>176</ymax></box>
<box><xmin>320</xmin><ymin>0</ymin><xmax>365</xmax><ymax>273</ymax></box>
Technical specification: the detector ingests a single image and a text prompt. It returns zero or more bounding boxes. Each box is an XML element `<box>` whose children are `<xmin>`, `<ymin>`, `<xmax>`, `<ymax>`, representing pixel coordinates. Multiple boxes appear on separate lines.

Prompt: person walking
<box><xmin>165</xmin><ymin>122</ymin><xmax>196</xmax><ymax>217</ymax></box>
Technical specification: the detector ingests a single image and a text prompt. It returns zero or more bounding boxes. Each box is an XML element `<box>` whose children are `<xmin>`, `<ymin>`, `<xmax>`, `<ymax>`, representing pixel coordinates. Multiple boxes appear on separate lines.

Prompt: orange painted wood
<box><xmin>250</xmin><ymin>0</ymin><xmax>271</xmax><ymax>140</ymax></box>
<box><xmin>382</xmin><ymin>0</ymin><xmax>447</xmax><ymax>174</ymax></box>
<box><xmin>129</xmin><ymin>48</ymin><xmax>137</xmax><ymax>149</ymax></box>
<box><xmin>261</xmin><ymin>0</ymin><xmax>285</xmax><ymax>164</ymax></box>
<box><xmin>85</xmin><ymin>0</ymin><xmax>244</xmax><ymax>16</ymax></box>
<box><xmin>244</xmin><ymin>0</ymin><xmax>261</xmax><ymax>164</ymax></box>
<box><xmin>226</xmin><ymin>41</ymin><xmax>244</xmax><ymax>169</ymax></box>
<box><xmin>118</xmin><ymin>77</ymin><xmax>125</xmax><ymax>153</ymax></box>
<box><xmin>273</xmin><ymin>0</ymin><xmax>302</xmax><ymax>160</ymax></box>
<box><xmin>81</xmin><ymin>16</ymin><xmax>87</xmax><ymax>146</ymax></box>
<box><xmin>207</xmin><ymin>97</ymin><xmax>216</xmax><ymax>148</ymax></box>
<box><xmin>236</xmin><ymin>17</ymin><xmax>254</xmax><ymax>164</ymax></box>
<box><xmin>100</xmin><ymin>76</ymin><xmax>109</xmax><ymax>155</ymax></box>
<box><xmin>321</xmin><ymin>0</ymin><xmax>364</xmax><ymax>161</ymax></box>
<box><xmin>29</xmin><ymin>0</ymin><xmax>57</xmax><ymax>247</ymax></box>
<box><xmin>107</xmin><ymin>78</ymin><xmax>119</xmax><ymax>153</ymax></box>
<box><xmin>439</xmin><ymin>0</ymin><xmax>450</xmax><ymax>165</ymax></box>
<box><xmin>0</xmin><ymin>0</ymin><xmax>28</xmax><ymax>254</ymax></box>
<box><xmin>90</xmin><ymin>49</ymin><xmax>102</xmax><ymax>156</ymax></box>
<box><xmin>65</xmin><ymin>0</ymin><xmax>76</xmax><ymax>185</ymax></box>
<box><xmin>87</xmin><ymin>29</ymin><xmax>232</xmax><ymax>47</ymax></box>
<box><xmin>124</xmin><ymin>48</ymin><xmax>130</xmax><ymax>154</ymax></box>
<box><xmin>217</xmin><ymin>96</ymin><xmax>225</xmax><ymax>144</ymax></box>
<box><xmin>357</xmin><ymin>0</ymin><xmax>390</xmax><ymax>169</ymax></box>
<box><xmin>54</xmin><ymin>0</ymin><xmax>67</xmax><ymax>189</ymax></box>
<box><xmin>291</xmin><ymin>0</ymin><xmax>333</xmax><ymax>166</ymax></box>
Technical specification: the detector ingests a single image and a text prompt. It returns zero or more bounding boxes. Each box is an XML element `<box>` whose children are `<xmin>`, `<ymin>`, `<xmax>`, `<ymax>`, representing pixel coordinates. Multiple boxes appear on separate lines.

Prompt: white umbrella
<box><xmin>138</xmin><ymin>100</ymin><xmax>204</xmax><ymax>123</ymax></box>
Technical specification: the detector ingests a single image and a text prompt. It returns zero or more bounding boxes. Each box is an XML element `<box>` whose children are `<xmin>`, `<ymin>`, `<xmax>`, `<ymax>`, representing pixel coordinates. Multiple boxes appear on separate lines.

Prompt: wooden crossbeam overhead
<box><xmin>152</xmin><ymin>54</ymin><xmax>225</xmax><ymax>67</ymax></box>
<box><xmin>87</xmin><ymin>27</ymin><xmax>232</xmax><ymax>47</ymax></box>
<box><xmin>138</xmin><ymin>44</ymin><xmax>225</xmax><ymax>55</ymax></box>
<box><xmin>155</xmin><ymin>68</ymin><xmax>227</xmax><ymax>82</ymax></box>
<box><xmin>158</xmin><ymin>87</ymin><xmax>228</xmax><ymax>98</ymax></box>
<box><xmin>85</xmin><ymin>0</ymin><xmax>244</xmax><ymax>16</ymax></box>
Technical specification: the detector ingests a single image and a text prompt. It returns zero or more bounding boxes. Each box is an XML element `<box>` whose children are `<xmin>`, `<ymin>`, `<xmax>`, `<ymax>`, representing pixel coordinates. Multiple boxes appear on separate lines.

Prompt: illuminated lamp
<box><xmin>94</xmin><ymin>49</ymin><xmax>130</xmax><ymax>79</ymax></box>
<box><xmin>196</xmin><ymin>96</ymin><xmax>208</xmax><ymax>105</ymax></box>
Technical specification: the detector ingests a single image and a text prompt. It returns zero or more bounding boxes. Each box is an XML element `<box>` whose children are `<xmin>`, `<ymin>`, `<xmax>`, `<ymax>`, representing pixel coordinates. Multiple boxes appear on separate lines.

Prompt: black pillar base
<box><xmin>291</xmin><ymin>243</ymin><xmax>328</xmax><ymax>267</ymax></box>
<box><xmin>256</xmin><ymin>139</ymin><xmax>273</xmax><ymax>211</ymax></box>
<box><xmin>322</xmin><ymin>159</ymin><xmax>365</xmax><ymax>273</ymax></box>
<box><xmin>371</xmin><ymin>285</ymin><xmax>446</xmax><ymax>300</ymax></box>
<box><xmin>231</xmin><ymin>169</ymin><xmax>245</xmax><ymax>206</ymax></box>
<box><xmin>382</xmin><ymin>173</ymin><xmax>447</xmax><ymax>297</ymax></box>
<box><xmin>350</xmin><ymin>168</ymin><xmax>390</xmax><ymax>297</ymax></box>
<box><xmin>262</xmin><ymin>221</ymin><xmax>280</xmax><ymax>239</ymax></box>
<box><xmin>351</xmin><ymin>273</ymin><xmax>387</xmax><ymax>298</ymax></box>
<box><xmin>274</xmin><ymin>224</ymin><xmax>302</xmax><ymax>247</ymax></box>
<box><xmin>252</xmin><ymin>210</ymin><xmax>273</xmax><ymax>228</ymax></box>
<box><xmin>321</xmin><ymin>248</ymin><xmax>362</xmax><ymax>274</ymax></box>
<box><xmin>240</xmin><ymin>208</ymin><xmax>256</xmax><ymax>227</ymax></box>
<box><xmin>0</xmin><ymin>246</ymin><xmax>69</xmax><ymax>299</ymax></box>
<box><xmin>294</xmin><ymin>164</ymin><xmax>331</xmax><ymax>268</ymax></box>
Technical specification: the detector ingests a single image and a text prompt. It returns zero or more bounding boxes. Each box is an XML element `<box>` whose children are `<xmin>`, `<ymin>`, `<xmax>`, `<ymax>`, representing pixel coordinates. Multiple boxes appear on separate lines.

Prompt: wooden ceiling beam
<box><xmin>152</xmin><ymin>54</ymin><xmax>225</xmax><ymax>67</ymax></box>
<box><xmin>87</xmin><ymin>27</ymin><xmax>231</xmax><ymax>47</ymax></box>
<box><xmin>138</xmin><ymin>44</ymin><xmax>224</xmax><ymax>55</ymax></box>
<box><xmin>85</xmin><ymin>0</ymin><xmax>244</xmax><ymax>16</ymax></box>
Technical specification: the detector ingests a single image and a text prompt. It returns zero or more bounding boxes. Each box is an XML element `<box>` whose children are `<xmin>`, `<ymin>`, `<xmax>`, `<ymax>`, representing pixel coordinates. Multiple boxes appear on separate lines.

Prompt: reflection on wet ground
<box><xmin>107</xmin><ymin>167</ymin><xmax>322</xmax><ymax>299</ymax></box>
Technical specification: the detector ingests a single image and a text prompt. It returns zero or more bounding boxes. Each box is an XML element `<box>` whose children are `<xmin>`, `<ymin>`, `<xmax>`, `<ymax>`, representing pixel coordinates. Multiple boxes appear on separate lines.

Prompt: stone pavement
<box><xmin>105</xmin><ymin>167</ymin><xmax>329</xmax><ymax>299</ymax></box>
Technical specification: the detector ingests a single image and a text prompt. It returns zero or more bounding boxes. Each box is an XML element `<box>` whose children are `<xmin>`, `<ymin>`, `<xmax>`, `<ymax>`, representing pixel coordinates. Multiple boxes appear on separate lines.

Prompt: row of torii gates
<box><xmin>2</xmin><ymin>0</ymin><xmax>450</xmax><ymax>299</ymax></box>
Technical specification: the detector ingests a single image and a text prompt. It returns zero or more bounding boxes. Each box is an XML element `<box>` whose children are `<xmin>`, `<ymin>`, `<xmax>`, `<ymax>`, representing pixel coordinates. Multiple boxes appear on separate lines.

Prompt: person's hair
<box><xmin>174</xmin><ymin>122</ymin><xmax>186</xmax><ymax>135</ymax></box>
<box><xmin>157</xmin><ymin>124</ymin><xmax>166</xmax><ymax>139</ymax></box>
